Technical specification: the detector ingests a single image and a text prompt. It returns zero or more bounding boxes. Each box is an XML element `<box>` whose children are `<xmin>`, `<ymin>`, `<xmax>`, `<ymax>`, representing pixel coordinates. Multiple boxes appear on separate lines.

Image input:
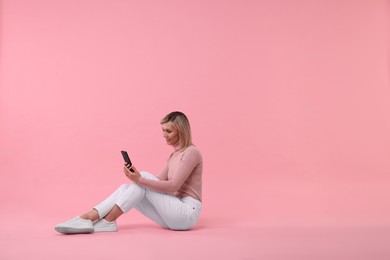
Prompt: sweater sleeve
<box><xmin>156</xmin><ymin>162</ymin><xmax>169</xmax><ymax>180</ymax></box>
<box><xmin>137</xmin><ymin>149</ymin><xmax>201</xmax><ymax>194</ymax></box>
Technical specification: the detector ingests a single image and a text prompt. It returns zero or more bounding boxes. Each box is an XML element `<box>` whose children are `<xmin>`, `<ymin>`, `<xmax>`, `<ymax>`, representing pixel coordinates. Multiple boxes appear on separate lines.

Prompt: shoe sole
<box><xmin>55</xmin><ymin>226</ymin><xmax>94</xmax><ymax>234</ymax></box>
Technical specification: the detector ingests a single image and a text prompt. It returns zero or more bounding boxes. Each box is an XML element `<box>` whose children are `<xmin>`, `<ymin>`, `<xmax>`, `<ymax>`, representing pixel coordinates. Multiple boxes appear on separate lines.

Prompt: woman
<box><xmin>55</xmin><ymin>111</ymin><xmax>203</xmax><ymax>234</ymax></box>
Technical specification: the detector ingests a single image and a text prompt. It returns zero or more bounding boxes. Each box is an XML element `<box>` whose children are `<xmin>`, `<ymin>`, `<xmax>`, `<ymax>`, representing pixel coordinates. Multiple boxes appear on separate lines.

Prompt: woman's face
<box><xmin>161</xmin><ymin>122</ymin><xmax>180</xmax><ymax>146</ymax></box>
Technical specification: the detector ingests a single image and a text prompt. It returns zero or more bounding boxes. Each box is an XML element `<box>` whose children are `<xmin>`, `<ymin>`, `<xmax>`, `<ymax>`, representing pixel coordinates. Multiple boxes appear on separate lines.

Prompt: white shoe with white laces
<box><xmin>55</xmin><ymin>216</ymin><xmax>94</xmax><ymax>234</ymax></box>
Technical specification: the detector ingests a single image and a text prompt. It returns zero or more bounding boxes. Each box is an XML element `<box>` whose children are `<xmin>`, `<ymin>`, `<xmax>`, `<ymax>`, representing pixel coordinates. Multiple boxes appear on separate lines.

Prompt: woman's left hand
<box><xmin>124</xmin><ymin>164</ymin><xmax>141</xmax><ymax>183</ymax></box>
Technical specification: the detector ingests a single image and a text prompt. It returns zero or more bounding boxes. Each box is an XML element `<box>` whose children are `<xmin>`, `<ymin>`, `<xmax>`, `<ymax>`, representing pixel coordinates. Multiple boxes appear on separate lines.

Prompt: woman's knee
<box><xmin>119</xmin><ymin>183</ymin><xmax>131</xmax><ymax>190</ymax></box>
<box><xmin>115</xmin><ymin>183</ymin><xmax>132</xmax><ymax>195</ymax></box>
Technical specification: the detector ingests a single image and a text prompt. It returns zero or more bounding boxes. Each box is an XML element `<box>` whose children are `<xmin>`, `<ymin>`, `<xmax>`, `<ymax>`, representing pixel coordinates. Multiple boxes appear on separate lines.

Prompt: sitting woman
<box><xmin>55</xmin><ymin>111</ymin><xmax>203</xmax><ymax>234</ymax></box>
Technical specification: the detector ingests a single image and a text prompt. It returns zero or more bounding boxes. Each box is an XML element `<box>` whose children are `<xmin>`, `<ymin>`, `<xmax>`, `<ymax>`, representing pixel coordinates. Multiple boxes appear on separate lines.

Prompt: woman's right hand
<box><xmin>124</xmin><ymin>164</ymin><xmax>141</xmax><ymax>183</ymax></box>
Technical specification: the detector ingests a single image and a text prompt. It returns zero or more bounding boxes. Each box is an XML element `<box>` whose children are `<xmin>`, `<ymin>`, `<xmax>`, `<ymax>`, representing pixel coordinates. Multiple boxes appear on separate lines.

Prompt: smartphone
<box><xmin>121</xmin><ymin>151</ymin><xmax>134</xmax><ymax>172</ymax></box>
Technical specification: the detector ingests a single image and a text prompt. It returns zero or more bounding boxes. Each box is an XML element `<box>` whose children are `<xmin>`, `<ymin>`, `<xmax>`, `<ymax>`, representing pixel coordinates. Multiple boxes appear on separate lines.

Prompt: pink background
<box><xmin>1</xmin><ymin>0</ymin><xmax>390</xmax><ymax>259</ymax></box>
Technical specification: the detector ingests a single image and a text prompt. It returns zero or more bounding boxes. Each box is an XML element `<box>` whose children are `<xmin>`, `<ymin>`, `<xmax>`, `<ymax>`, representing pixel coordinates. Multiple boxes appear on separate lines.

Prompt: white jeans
<box><xmin>94</xmin><ymin>172</ymin><xmax>202</xmax><ymax>230</ymax></box>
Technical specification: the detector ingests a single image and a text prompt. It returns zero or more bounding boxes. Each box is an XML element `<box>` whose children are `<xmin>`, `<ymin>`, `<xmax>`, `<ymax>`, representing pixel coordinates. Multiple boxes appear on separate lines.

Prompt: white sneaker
<box><xmin>55</xmin><ymin>216</ymin><xmax>94</xmax><ymax>234</ymax></box>
<box><xmin>93</xmin><ymin>219</ymin><xmax>118</xmax><ymax>232</ymax></box>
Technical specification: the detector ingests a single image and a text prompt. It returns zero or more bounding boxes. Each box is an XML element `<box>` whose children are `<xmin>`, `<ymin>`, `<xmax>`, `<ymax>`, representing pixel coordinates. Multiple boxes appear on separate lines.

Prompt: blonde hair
<box><xmin>161</xmin><ymin>111</ymin><xmax>193</xmax><ymax>149</ymax></box>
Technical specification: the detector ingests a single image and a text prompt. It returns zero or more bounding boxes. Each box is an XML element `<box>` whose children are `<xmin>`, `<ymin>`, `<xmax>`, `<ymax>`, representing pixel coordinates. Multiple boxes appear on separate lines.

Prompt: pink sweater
<box><xmin>138</xmin><ymin>145</ymin><xmax>203</xmax><ymax>202</ymax></box>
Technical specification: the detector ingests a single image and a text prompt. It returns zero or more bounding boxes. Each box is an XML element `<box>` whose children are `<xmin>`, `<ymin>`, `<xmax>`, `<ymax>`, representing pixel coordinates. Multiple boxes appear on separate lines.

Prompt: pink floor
<box><xmin>1</xmin><ymin>214</ymin><xmax>389</xmax><ymax>260</ymax></box>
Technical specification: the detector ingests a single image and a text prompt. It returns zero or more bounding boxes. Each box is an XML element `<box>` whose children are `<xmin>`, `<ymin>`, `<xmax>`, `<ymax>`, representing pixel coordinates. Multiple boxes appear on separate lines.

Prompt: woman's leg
<box><xmin>134</xmin><ymin>196</ymin><xmax>169</xmax><ymax>228</ymax></box>
<box><xmin>91</xmin><ymin>172</ymin><xmax>162</xmax><ymax>223</ymax></box>
<box><xmin>93</xmin><ymin>183</ymin><xmax>131</xmax><ymax>219</ymax></box>
<box><xmin>91</xmin><ymin>182</ymin><xmax>147</xmax><ymax>232</ymax></box>
<box><xmin>80</xmin><ymin>209</ymin><xmax>100</xmax><ymax>222</ymax></box>
<box><xmin>55</xmin><ymin>179</ymin><xmax>149</xmax><ymax>234</ymax></box>
<box><xmin>104</xmin><ymin>205</ymin><xmax>124</xmax><ymax>222</ymax></box>
<box><xmin>142</xmin><ymin>189</ymin><xmax>201</xmax><ymax>230</ymax></box>
<box><xmin>56</xmin><ymin>171</ymin><xmax>201</xmax><ymax>234</ymax></box>
<box><xmin>81</xmin><ymin>205</ymin><xmax>124</xmax><ymax>223</ymax></box>
<box><xmin>55</xmin><ymin>184</ymin><xmax>132</xmax><ymax>234</ymax></box>
<box><xmin>133</xmin><ymin>172</ymin><xmax>202</xmax><ymax>230</ymax></box>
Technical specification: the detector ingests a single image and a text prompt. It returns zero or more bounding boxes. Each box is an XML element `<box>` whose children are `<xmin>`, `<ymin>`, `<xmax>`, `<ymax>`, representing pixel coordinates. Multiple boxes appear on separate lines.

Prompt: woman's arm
<box><xmin>137</xmin><ymin>149</ymin><xmax>201</xmax><ymax>193</ymax></box>
<box><xmin>156</xmin><ymin>163</ymin><xmax>169</xmax><ymax>180</ymax></box>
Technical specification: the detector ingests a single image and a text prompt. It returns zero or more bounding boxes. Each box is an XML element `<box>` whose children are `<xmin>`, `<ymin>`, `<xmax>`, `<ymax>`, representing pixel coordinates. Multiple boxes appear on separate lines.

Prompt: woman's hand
<box><xmin>124</xmin><ymin>164</ymin><xmax>141</xmax><ymax>183</ymax></box>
